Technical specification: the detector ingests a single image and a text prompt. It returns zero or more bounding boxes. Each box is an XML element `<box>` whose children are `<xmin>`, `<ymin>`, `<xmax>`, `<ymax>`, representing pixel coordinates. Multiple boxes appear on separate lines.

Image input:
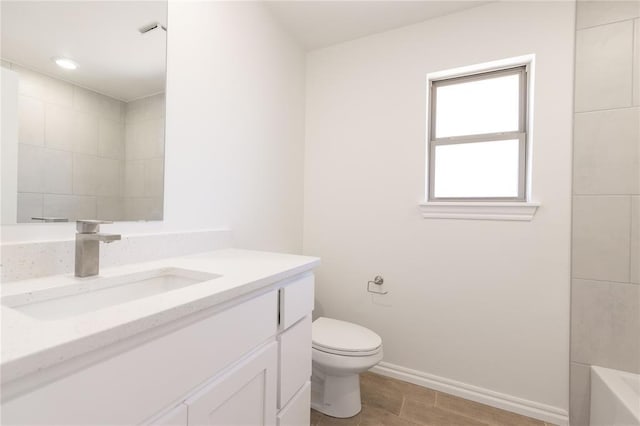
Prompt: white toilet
<box><xmin>310</xmin><ymin>317</ymin><xmax>383</xmax><ymax>418</ymax></box>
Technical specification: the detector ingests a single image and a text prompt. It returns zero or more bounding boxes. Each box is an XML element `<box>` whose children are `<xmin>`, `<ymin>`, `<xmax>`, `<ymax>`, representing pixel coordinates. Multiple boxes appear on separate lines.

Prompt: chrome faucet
<box><xmin>75</xmin><ymin>220</ymin><xmax>121</xmax><ymax>278</ymax></box>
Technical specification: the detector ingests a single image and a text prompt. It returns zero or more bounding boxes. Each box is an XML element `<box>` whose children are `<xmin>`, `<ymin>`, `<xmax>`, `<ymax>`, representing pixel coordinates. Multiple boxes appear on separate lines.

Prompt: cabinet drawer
<box><xmin>278</xmin><ymin>315</ymin><xmax>312</xmax><ymax>408</ymax></box>
<box><xmin>2</xmin><ymin>291</ymin><xmax>278</xmax><ymax>426</ymax></box>
<box><xmin>277</xmin><ymin>381</ymin><xmax>310</xmax><ymax>426</ymax></box>
<box><xmin>279</xmin><ymin>273</ymin><xmax>314</xmax><ymax>330</ymax></box>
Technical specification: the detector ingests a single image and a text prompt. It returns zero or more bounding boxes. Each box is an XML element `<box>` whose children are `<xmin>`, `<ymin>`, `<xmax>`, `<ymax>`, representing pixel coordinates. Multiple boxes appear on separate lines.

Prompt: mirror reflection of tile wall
<box><xmin>4</xmin><ymin>62</ymin><xmax>164</xmax><ymax>222</ymax></box>
<box><xmin>123</xmin><ymin>94</ymin><xmax>165</xmax><ymax>221</ymax></box>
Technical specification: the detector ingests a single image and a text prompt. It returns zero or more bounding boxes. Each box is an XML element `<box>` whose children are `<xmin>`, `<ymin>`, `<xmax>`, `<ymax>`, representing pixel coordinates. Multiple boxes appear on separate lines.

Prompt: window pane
<box><xmin>435</xmin><ymin>73</ymin><xmax>520</xmax><ymax>138</ymax></box>
<box><xmin>433</xmin><ymin>139</ymin><xmax>520</xmax><ymax>198</ymax></box>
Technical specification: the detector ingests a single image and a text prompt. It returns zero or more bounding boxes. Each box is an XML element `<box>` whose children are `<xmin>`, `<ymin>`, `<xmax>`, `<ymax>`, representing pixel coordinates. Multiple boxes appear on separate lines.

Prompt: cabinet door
<box><xmin>185</xmin><ymin>342</ymin><xmax>278</xmax><ymax>426</ymax></box>
<box><xmin>144</xmin><ymin>404</ymin><xmax>188</xmax><ymax>426</ymax></box>
<box><xmin>277</xmin><ymin>382</ymin><xmax>310</xmax><ymax>426</ymax></box>
<box><xmin>279</xmin><ymin>315</ymin><xmax>312</xmax><ymax>408</ymax></box>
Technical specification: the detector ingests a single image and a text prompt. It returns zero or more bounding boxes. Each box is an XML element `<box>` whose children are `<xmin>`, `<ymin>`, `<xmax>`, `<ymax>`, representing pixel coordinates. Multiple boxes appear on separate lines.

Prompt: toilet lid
<box><xmin>312</xmin><ymin>317</ymin><xmax>382</xmax><ymax>354</ymax></box>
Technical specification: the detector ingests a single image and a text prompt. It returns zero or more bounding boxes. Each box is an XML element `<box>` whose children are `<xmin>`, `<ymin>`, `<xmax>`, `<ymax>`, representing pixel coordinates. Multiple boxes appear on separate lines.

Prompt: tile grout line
<box><xmin>629</xmin><ymin>194</ymin><xmax>633</xmax><ymax>284</ymax></box>
<box><xmin>576</xmin><ymin>15</ymin><xmax>639</xmax><ymax>32</ymax></box>
<box><xmin>573</xmin><ymin>276</ymin><xmax>637</xmax><ymax>285</ymax></box>
<box><xmin>574</xmin><ymin>105</ymin><xmax>640</xmax><ymax>114</ymax></box>
<box><xmin>631</xmin><ymin>18</ymin><xmax>636</xmax><ymax>108</ymax></box>
<box><xmin>573</xmin><ymin>193</ymin><xmax>640</xmax><ymax>197</ymax></box>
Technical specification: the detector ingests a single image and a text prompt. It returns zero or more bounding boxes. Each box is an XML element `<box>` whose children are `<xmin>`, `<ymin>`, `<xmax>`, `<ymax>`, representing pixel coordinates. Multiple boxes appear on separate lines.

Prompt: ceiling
<box><xmin>1</xmin><ymin>1</ymin><xmax>485</xmax><ymax>100</ymax></box>
<box><xmin>1</xmin><ymin>1</ymin><xmax>167</xmax><ymax>102</ymax></box>
<box><xmin>265</xmin><ymin>1</ymin><xmax>488</xmax><ymax>51</ymax></box>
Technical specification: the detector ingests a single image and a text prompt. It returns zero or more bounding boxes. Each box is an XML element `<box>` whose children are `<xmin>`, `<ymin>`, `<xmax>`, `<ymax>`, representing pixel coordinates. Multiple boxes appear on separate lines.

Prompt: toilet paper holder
<box><xmin>367</xmin><ymin>275</ymin><xmax>388</xmax><ymax>295</ymax></box>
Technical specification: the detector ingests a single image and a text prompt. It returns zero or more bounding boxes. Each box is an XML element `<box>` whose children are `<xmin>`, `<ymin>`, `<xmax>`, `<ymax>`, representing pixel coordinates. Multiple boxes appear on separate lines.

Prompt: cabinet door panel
<box><xmin>277</xmin><ymin>381</ymin><xmax>310</xmax><ymax>426</ymax></box>
<box><xmin>144</xmin><ymin>404</ymin><xmax>188</xmax><ymax>426</ymax></box>
<box><xmin>185</xmin><ymin>342</ymin><xmax>278</xmax><ymax>426</ymax></box>
<box><xmin>279</xmin><ymin>315</ymin><xmax>312</xmax><ymax>408</ymax></box>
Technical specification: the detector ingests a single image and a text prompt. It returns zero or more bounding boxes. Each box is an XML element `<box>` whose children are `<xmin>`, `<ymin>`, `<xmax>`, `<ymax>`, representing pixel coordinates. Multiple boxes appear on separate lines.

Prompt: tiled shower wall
<box><xmin>2</xmin><ymin>62</ymin><xmax>164</xmax><ymax>222</ymax></box>
<box><xmin>123</xmin><ymin>94</ymin><xmax>165</xmax><ymax>220</ymax></box>
<box><xmin>6</xmin><ymin>62</ymin><xmax>126</xmax><ymax>222</ymax></box>
<box><xmin>570</xmin><ymin>1</ymin><xmax>640</xmax><ymax>425</ymax></box>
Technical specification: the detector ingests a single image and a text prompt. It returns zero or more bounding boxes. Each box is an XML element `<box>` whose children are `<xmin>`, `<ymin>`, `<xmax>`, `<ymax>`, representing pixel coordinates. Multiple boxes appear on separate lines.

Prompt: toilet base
<box><xmin>310</xmin><ymin>371</ymin><xmax>362</xmax><ymax>418</ymax></box>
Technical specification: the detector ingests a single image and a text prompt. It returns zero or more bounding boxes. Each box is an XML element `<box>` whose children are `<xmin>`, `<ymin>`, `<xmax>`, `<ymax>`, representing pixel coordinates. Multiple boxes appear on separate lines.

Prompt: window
<box><xmin>428</xmin><ymin>66</ymin><xmax>528</xmax><ymax>201</ymax></box>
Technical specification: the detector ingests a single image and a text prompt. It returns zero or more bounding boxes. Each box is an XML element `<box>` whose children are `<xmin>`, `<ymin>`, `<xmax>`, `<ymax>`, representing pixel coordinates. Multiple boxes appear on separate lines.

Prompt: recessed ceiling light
<box><xmin>52</xmin><ymin>57</ymin><xmax>78</xmax><ymax>70</ymax></box>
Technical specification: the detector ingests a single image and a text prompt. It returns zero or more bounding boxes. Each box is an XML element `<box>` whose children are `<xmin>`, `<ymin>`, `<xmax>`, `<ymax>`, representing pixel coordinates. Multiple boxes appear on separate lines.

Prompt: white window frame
<box><xmin>419</xmin><ymin>55</ymin><xmax>539</xmax><ymax>221</ymax></box>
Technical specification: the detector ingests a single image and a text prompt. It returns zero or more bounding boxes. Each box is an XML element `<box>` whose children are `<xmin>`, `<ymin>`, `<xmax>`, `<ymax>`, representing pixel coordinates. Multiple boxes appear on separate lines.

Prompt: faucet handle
<box><xmin>76</xmin><ymin>219</ymin><xmax>113</xmax><ymax>233</ymax></box>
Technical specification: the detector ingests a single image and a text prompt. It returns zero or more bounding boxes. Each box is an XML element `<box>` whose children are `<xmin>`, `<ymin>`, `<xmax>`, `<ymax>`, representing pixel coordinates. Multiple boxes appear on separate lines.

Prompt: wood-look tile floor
<box><xmin>310</xmin><ymin>372</ymin><xmax>557</xmax><ymax>426</ymax></box>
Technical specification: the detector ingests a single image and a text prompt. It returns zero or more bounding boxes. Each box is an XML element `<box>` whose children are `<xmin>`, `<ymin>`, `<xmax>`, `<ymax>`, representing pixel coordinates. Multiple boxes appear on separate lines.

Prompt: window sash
<box><xmin>429</xmin><ymin>133</ymin><xmax>526</xmax><ymax>201</ymax></box>
<box><xmin>428</xmin><ymin>66</ymin><xmax>528</xmax><ymax>202</ymax></box>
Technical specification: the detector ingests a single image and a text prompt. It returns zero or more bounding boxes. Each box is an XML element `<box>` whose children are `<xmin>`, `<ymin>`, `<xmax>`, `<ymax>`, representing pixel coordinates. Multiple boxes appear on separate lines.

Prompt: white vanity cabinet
<box><xmin>184</xmin><ymin>341</ymin><xmax>279</xmax><ymax>426</ymax></box>
<box><xmin>1</xmin><ymin>272</ymin><xmax>315</xmax><ymax>426</ymax></box>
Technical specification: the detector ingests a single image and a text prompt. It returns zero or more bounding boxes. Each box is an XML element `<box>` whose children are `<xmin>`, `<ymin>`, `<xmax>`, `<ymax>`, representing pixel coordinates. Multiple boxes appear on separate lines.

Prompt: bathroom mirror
<box><xmin>0</xmin><ymin>1</ymin><xmax>167</xmax><ymax>224</ymax></box>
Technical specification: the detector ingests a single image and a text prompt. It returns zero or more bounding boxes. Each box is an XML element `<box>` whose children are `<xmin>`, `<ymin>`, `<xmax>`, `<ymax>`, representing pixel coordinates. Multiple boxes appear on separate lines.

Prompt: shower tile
<box><xmin>17</xmin><ymin>144</ymin><xmax>44</xmax><ymax>193</ymax></box>
<box><xmin>572</xmin><ymin>279</ymin><xmax>640</xmax><ymax>372</ymax></box>
<box><xmin>148</xmin><ymin>118</ymin><xmax>166</xmax><ymax>157</ymax></box>
<box><xmin>99</xmin><ymin>97</ymin><xmax>125</xmax><ymax>123</ymax></box>
<box><xmin>148</xmin><ymin>197</ymin><xmax>164</xmax><ymax>220</ymax></box>
<box><xmin>45</xmin><ymin>104</ymin><xmax>73</xmax><ymax>151</ymax></box>
<box><xmin>632</xmin><ymin>196</ymin><xmax>639</xmax><ymax>284</ymax></box>
<box><xmin>98</xmin><ymin>119</ymin><xmax>125</xmax><ymax>159</ymax></box>
<box><xmin>43</xmin><ymin>77</ymin><xmax>73</xmax><ymax>107</ymax></box>
<box><xmin>144</xmin><ymin>158</ymin><xmax>164</xmax><ymax>197</ymax></box>
<box><xmin>569</xmin><ymin>362</ymin><xmax>590</xmax><ymax>426</ymax></box>
<box><xmin>635</xmin><ymin>19</ymin><xmax>640</xmax><ymax>106</ymax></box>
<box><xmin>573</xmin><ymin>108</ymin><xmax>639</xmax><ymax>195</ymax></box>
<box><xmin>576</xmin><ymin>0</ymin><xmax>640</xmax><ymax>29</ymax></box>
<box><xmin>146</xmin><ymin>94</ymin><xmax>165</xmax><ymax>119</ymax></box>
<box><xmin>43</xmin><ymin>194</ymin><xmax>96</xmax><ymax>222</ymax></box>
<box><xmin>125</xmin><ymin>123</ymin><xmax>146</xmax><ymax>160</ymax></box>
<box><xmin>97</xmin><ymin>197</ymin><xmax>124</xmax><ymax>221</ymax></box>
<box><xmin>71</xmin><ymin>111</ymin><xmax>99</xmax><ymax>155</ymax></box>
<box><xmin>73</xmin><ymin>86</ymin><xmax>102</xmax><ymax>115</ymax></box>
<box><xmin>17</xmin><ymin>193</ymin><xmax>43</xmax><ymax>223</ymax></box>
<box><xmin>13</xmin><ymin>65</ymin><xmax>46</xmax><ymax>100</ymax></box>
<box><xmin>95</xmin><ymin>157</ymin><xmax>121</xmax><ymax>197</ymax></box>
<box><xmin>43</xmin><ymin>148</ymin><xmax>72</xmax><ymax>195</ymax></box>
<box><xmin>123</xmin><ymin>197</ymin><xmax>155</xmax><ymax>221</ymax></box>
<box><xmin>72</xmin><ymin>154</ymin><xmax>99</xmax><ymax>195</ymax></box>
<box><xmin>18</xmin><ymin>95</ymin><xmax>44</xmax><ymax>146</ymax></box>
<box><xmin>572</xmin><ymin>196</ymin><xmax>630</xmax><ymax>282</ymax></box>
<box><xmin>611</xmin><ymin>283</ymin><xmax>640</xmax><ymax>372</ymax></box>
<box><xmin>575</xmin><ymin>21</ymin><xmax>634</xmax><ymax>111</ymax></box>
<box><xmin>124</xmin><ymin>161</ymin><xmax>145</xmax><ymax>197</ymax></box>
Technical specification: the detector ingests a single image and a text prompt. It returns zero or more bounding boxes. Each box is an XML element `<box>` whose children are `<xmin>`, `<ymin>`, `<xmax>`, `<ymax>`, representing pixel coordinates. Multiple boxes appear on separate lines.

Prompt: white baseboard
<box><xmin>370</xmin><ymin>362</ymin><xmax>569</xmax><ymax>426</ymax></box>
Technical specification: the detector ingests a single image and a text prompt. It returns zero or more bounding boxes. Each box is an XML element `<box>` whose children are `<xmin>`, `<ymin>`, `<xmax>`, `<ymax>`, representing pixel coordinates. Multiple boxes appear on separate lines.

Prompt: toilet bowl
<box><xmin>311</xmin><ymin>317</ymin><xmax>383</xmax><ymax>418</ymax></box>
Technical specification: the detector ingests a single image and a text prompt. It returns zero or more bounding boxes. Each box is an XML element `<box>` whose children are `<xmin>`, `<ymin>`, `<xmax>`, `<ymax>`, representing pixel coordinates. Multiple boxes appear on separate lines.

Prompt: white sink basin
<box><xmin>2</xmin><ymin>268</ymin><xmax>221</xmax><ymax>320</ymax></box>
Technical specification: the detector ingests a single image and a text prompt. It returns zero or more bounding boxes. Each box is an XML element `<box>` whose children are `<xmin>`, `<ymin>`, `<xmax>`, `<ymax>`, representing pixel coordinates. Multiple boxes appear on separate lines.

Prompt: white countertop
<box><xmin>1</xmin><ymin>249</ymin><xmax>319</xmax><ymax>384</ymax></box>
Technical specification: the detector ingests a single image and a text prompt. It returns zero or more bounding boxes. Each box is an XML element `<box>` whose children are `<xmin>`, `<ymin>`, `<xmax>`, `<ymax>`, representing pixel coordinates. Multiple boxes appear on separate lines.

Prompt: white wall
<box><xmin>303</xmin><ymin>1</ymin><xmax>574</xmax><ymax>421</ymax></box>
<box><xmin>2</xmin><ymin>1</ymin><xmax>306</xmax><ymax>255</ymax></box>
<box><xmin>163</xmin><ymin>1</ymin><xmax>305</xmax><ymax>253</ymax></box>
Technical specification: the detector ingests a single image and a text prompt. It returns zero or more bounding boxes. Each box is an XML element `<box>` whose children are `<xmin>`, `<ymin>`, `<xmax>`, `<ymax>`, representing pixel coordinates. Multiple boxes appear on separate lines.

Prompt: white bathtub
<box><xmin>590</xmin><ymin>366</ymin><xmax>640</xmax><ymax>426</ymax></box>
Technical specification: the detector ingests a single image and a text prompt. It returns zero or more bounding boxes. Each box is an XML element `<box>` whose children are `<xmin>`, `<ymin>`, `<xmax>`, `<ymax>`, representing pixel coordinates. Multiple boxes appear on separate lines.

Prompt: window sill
<box><xmin>418</xmin><ymin>201</ymin><xmax>540</xmax><ymax>221</ymax></box>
